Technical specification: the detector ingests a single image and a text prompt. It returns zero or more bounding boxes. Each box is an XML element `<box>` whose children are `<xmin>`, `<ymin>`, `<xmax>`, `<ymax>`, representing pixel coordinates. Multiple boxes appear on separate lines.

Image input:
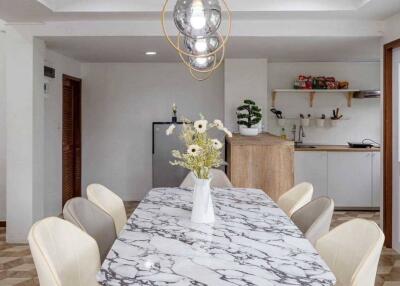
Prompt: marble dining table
<box><xmin>97</xmin><ymin>187</ymin><xmax>336</xmax><ymax>286</ymax></box>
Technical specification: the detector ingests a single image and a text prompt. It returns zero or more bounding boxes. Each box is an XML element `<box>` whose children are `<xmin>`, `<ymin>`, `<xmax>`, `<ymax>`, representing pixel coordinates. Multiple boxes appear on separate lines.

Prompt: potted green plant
<box><xmin>330</xmin><ymin>108</ymin><xmax>343</xmax><ymax>127</ymax></box>
<box><xmin>237</xmin><ymin>99</ymin><xmax>262</xmax><ymax>136</ymax></box>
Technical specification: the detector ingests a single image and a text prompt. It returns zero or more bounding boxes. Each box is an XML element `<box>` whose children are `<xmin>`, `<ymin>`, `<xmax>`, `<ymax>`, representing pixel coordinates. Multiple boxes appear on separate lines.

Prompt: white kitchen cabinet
<box><xmin>327</xmin><ymin>152</ymin><xmax>372</xmax><ymax>207</ymax></box>
<box><xmin>295</xmin><ymin>150</ymin><xmax>381</xmax><ymax>208</ymax></box>
<box><xmin>295</xmin><ymin>152</ymin><xmax>328</xmax><ymax>199</ymax></box>
<box><xmin>372</xmin><ymin>152</ymin><xmax>381</xmax><ymax>208</ymax></box>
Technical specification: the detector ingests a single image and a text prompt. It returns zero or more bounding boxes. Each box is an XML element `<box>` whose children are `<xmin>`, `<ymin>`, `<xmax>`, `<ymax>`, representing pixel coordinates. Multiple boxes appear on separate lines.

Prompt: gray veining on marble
<box><xmin>98</xmin><ymin>187</ymin><xmax>336</xmax><ymax>286</ymax></box>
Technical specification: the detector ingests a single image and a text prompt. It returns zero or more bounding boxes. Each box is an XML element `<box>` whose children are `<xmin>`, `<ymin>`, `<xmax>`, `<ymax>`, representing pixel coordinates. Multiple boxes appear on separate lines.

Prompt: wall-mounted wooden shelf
<box><xmin>272</xmin><ymin>89</ymin><xmax>360</xmax><ymax>108</ymax></box>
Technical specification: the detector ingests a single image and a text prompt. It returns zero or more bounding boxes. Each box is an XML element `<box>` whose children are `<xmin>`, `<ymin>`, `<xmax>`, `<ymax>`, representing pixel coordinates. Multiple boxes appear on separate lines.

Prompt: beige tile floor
<box><xmin>0</xmin><ymin>205</ymin><xmax>398</xmax><ymax>286</ymax></box>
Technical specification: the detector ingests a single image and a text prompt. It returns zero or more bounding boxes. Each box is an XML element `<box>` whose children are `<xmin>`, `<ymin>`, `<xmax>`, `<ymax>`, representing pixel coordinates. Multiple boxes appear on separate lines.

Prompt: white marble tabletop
<box><xmin>98</xmin><ymin>187</ymin><xmax>336</xmax><ymax>286</ymax></box>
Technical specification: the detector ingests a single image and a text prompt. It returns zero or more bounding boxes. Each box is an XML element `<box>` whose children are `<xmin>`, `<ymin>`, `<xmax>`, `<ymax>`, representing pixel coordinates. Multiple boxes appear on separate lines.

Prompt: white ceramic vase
<box><xmin>191</xmin><ymin>177</ymin><xmax>215</xmax><ymax>224</ymax></box>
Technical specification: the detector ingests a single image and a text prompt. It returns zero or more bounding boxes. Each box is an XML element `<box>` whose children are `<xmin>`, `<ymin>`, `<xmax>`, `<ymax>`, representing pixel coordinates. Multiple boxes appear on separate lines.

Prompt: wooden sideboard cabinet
<box><xmin>226</xmin><ymin>133</ymin><xmax>294</xmax><ymax>201</ymax></box>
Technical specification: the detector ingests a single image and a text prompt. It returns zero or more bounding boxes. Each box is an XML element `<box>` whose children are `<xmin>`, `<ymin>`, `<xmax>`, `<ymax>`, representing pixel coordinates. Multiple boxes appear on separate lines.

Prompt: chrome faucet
<box><xmin>298</xmin><ymin>125</ymin><xmax>306</xmax><ymax>144</ymax></box>
<box><xmin>293</xmin><ymin>124</ymin><xmax>305</xmax><ymax>144</ymax></box>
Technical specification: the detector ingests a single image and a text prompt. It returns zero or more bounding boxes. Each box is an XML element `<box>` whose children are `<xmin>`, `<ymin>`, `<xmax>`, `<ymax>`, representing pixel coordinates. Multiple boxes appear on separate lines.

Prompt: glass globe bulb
<box><xmin>189</xmin><ymin>55</ymin><xmax>216</xmax><ymax>71</ymax></box>
<box><xmin>190</xmin><ymin>0</ymin><xmax>206</xmax><ymax>30</ymax></box>
<box><xmin>174</xmin><ymin>0</ymin><xmax>222</xmax><ymax>39</ymax></box>
<box><xmin>184</xmin><ymin>35</ymin><xmax>220</xmax><ymax>55</ymax></box>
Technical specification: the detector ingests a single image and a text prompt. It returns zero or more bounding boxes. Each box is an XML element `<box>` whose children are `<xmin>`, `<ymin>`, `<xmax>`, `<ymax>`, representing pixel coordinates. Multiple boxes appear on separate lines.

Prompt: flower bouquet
<box><xmin>166</xmin><ymin>116</ymin><xmax>232</xmax><ymax>223</ymax></box>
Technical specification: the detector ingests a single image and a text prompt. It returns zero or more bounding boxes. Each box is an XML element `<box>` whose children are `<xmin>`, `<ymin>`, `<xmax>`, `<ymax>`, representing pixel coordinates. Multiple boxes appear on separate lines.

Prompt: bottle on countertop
<box><xmin>280</xmin><ymin>128</ymin><xmax>287</xmax><ymax>140</ymax></box>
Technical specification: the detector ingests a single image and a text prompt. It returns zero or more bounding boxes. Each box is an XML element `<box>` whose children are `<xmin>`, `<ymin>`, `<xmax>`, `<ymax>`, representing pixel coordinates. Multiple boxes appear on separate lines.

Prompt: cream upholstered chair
<box><xmin>180</xmin><ymin>169</ymin><xmax>233</xmax><ymax>189</ymax></box>
<box><xmin>291</xmin><ymin>197</ymin><xmax>334</xmax><ymax>245</ymax></box>
<box><xmin>28</xmin><ymin>217</ymin><xmax>101</xmax><ymax>286</ymax></box>
<box><xmin>277</xmin><ymin>182</ymin><xmax>313</xmax><ymax>217</ymax></box>
<box><xmin>63</xmin><ymin>197</ymin><xmax>117</xmax><ymax>262</ymax></box>
<box><xmin>87</xmin><ymin>184</ymin><xmax>127</xmax><ymax>235</ymax></box>
<box><xmin>316</xmin><ymin>219</ymin><xmax>384</xmax><ymax>286</ymax></box>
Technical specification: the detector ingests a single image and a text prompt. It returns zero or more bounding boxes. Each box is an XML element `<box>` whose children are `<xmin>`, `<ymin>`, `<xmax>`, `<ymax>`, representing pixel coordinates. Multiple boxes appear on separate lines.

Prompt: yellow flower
<box><xmin>187</xmin><ymin>144</ymin><xmax>202</xmax><ymax>156</ymax></box>
<box><xmin>194</xmin><ymin>120</ymin><xmax>208</xmax><ymax>133</ymax></box>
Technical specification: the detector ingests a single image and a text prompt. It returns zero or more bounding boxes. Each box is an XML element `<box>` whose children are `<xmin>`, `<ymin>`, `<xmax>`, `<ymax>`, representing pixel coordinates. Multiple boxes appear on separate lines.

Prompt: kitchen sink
<box><xmin>295</xmin><ymin>144</ymin><xmax>317</xmax><ymax>149</ymax></box>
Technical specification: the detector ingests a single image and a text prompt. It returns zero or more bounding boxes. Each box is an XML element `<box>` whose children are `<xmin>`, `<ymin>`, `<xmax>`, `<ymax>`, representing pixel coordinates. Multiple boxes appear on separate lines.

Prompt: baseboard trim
<box><xmin>0</xmin><ymin>221</ymin><xmax>6</xmax><ymax>227</ymax></box>
<box><xmin>335</xmin><ymin>207</ymin><xmax>380</xmax><ymax>212</ymax></box>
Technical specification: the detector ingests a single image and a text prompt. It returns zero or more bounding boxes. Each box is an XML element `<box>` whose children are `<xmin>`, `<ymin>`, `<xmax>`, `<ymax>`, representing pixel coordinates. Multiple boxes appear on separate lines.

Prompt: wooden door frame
<box><xmin>383</xmin><ymin>38</ymin><xmax>400</xmax><ymax>248</ymax></box>
<box><xmin>62</xmin><ymin>74</ymin><xmax>82</xmax><ymax>206</ymax></box>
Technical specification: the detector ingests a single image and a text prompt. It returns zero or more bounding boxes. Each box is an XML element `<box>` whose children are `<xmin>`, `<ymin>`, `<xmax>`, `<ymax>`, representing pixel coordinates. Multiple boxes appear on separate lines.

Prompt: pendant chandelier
<box><xmin>161</xmin><ymin>0</ymin><xmax>232</xmax><ymax>81</ymax></box>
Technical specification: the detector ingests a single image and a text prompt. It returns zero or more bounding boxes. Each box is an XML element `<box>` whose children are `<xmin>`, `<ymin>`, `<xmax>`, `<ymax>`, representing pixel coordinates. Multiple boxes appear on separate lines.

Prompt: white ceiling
<box><xmin>42</xmin><ymin>36</ymin><xmax>381</xmax><ymax>63</ymax></box>
<box><xmin>36</xmin><ymin>0</ymin><xmax>371</xmax><ymax>12</ymax></box>
<box><xmin>0</xmin><ymin>0</ymin><xmax>387</xmax><ymax>63</ymax></box>
<box><xmin>0</xmin><ymin>0</ymin><xmax>399</xmax><ymax>22</ymax></box>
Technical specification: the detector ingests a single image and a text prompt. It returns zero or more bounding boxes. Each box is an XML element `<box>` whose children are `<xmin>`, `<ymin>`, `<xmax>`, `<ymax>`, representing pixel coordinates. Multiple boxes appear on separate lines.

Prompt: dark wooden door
<box><xmin>62</xmin><ymin>75</ymin><xmax>82</xmax><ymax>206</ymax></box>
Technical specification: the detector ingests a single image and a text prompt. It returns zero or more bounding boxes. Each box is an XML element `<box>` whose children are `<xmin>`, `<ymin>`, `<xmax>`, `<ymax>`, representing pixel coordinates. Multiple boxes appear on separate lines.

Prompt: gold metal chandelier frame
<box><xmin>161</xmin><ymin>0</ymin><xmax>232</xmax><ymax>81</ymax></box>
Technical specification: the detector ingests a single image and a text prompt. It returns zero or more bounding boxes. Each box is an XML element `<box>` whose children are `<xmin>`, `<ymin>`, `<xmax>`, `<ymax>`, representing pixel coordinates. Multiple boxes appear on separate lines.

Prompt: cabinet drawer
<box><xmin>295</xmin><ymin>152</ymin><xmax>328</xmax><ymax>198</ymax></box>
<box><xmin>327</xmin><ymin>152</ymin><xmax>372</xmax><ymax>207</ymax></box>
<box><xmin>372</xmin><ymin>152</ymin><xmax>381</xmax><ymax>207</ymax></box>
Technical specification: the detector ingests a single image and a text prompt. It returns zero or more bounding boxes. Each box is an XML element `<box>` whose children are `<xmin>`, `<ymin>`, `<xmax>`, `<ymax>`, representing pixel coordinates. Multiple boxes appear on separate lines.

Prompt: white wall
<box><xmin>224</xmin><ymin>59</ymin><xmax>268</xmax><ymax>132</ymax></box>
<box><xmin>0</xmin><ymin>30</ymin><xmax>5</xmax><ymax>221</ymax></box>
<box><xmin>383</xmin><ymin>12</ymin><xmax>400</xmax><ymax>44</ymax></box>
<box><xmin>32</xmin><ymin>38</ymin><xmax>46</xmax><ymax>222</ymax></box>
<box><xmin>81</xmin><ymin>63</ymin><xmax>224</xmax><ymax>201</ymax></box>
<box><xmin>392</xmin><ymin>48</ymin><xmax>400</xmax><ymax>251</ymax></box>
<box><xmin>43</xmin><ymin>50</ymin><xmax>82</xmax><ymax>216</ymax></box>
<box><xmin>268</xmin><ymin>62</ymin><xmax>381</xmax><ymax>144</ymax></box>
<box><xmin>5</xmin><ymin>30</ymin><xmax>46</xmax><ymax>242</ymax></box>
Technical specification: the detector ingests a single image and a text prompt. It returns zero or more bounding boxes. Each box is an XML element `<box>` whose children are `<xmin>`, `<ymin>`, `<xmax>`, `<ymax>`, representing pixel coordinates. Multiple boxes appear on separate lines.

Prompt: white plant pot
<box><xmin>331</xmin><ymin>119</ymin><xmax>339</xmax><ymax>127</ymax></box>
<box><xmin>278</xmin><ymin>118</ymin><xmax>286</xmax><ymax>127</ymax></box>
<box><xmin>316</xmin><ymin>119</ymin><xmax>325</xmax><ymax>128</ymax></box>
<box><xmin>239</xmin><ymin>126</ymin><xmax>259</xmax><ymax>136</ymax></box>
<box><xmin>301</xmin><ymin>118</ymin><xmax>310</xmax><ymax>127</ymax></box>
<box><xmin>191</xmin><ymin>177</ymin><xmax>215</xmax><ymax>224</ymax></box>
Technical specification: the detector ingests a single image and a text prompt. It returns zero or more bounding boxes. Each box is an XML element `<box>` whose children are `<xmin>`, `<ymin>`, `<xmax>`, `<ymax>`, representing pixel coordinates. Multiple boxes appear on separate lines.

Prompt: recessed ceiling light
<box><xmin>145</xmin><ymin>51</ymin><xmax>157</xmax><ymax>56</ymax></box>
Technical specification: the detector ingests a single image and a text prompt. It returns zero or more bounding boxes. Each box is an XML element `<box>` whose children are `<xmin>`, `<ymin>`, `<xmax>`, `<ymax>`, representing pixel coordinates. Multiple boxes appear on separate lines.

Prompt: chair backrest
<box><xmin>63</xmin><ymin>197</ymin><xmax>117</xmax><ymax>262</ymax></box>
<box><xmin>180</xmin><ymin>169</ymin><xmax>233</xmax><ymax>189</ymax></box>
<box><xmin>28</xmin><ymin>217</ymin><xmax>101</xmax><ymax>286</ymax></box>
<box><xmin>291</xmin><ymin>197</ymin><xmax>334</xmax><ymax>245</ymax></box>
<box><xmin>277</xmin><ymin>182</ymin><xmax>314</xmax><ymax>217</ymax></box>
<box><xmin>316</xmin><ymin>218</ymin><xmax>385</xmax><ymax>286</ymax></box>
<box><xmin>87</xmin><ymin>184</ymin><xmax>127</xmax><ymax>235</ymax></box>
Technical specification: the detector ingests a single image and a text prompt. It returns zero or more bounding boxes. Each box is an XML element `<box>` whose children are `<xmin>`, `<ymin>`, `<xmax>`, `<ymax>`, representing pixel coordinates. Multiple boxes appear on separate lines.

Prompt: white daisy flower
<box><xmin>194</xmin><ymin>120</ymin><xmax>208</xmax><ymax>133</ymax></box>
<box><xmin>211</xmin><ymin>139</ymin><xmax>223</xmax><ymax>150</ymax></box>
<box><xmin>187</xmin><ymin>144</ymin><xmax>202</xmax><ymax>156</ymax></box>
<box><xmin>166</xmin><ymin>124</ymin><xmax>176</xmax><ymax>136</ymax></box>
<box><xmin>223</xmin><ymin>128</ymin><xmax>233</xmax><ymax>138</ymax></box>
<box><xmin>213</xmin><ymin>119</ymin><xmax>224</xmax><ymax>130</ymax></box>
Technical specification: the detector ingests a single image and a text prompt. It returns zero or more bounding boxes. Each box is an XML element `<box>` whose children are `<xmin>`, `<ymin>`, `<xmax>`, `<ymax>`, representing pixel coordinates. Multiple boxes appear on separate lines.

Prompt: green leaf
<box><xmin>237</xmin><ymin>105</ymin><xmax>250</xmax><ymax>111</ymax></box>
<box><xmin>244</xmin><ymin>99</ymin><xmax>256</xmax><ymax>105</ymax></box>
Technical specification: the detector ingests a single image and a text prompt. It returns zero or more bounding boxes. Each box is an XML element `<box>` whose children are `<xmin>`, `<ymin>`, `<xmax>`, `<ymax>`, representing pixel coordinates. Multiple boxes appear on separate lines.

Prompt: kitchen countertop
<box><xmin>295</xmin><ymin>145</ymin><xmax>380</xmax><ymax>152</ymax></box>
<box><xmin>227</xmin><ymin>133</ymin><xmax>294</xmax><ymax>146</ymax></box>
